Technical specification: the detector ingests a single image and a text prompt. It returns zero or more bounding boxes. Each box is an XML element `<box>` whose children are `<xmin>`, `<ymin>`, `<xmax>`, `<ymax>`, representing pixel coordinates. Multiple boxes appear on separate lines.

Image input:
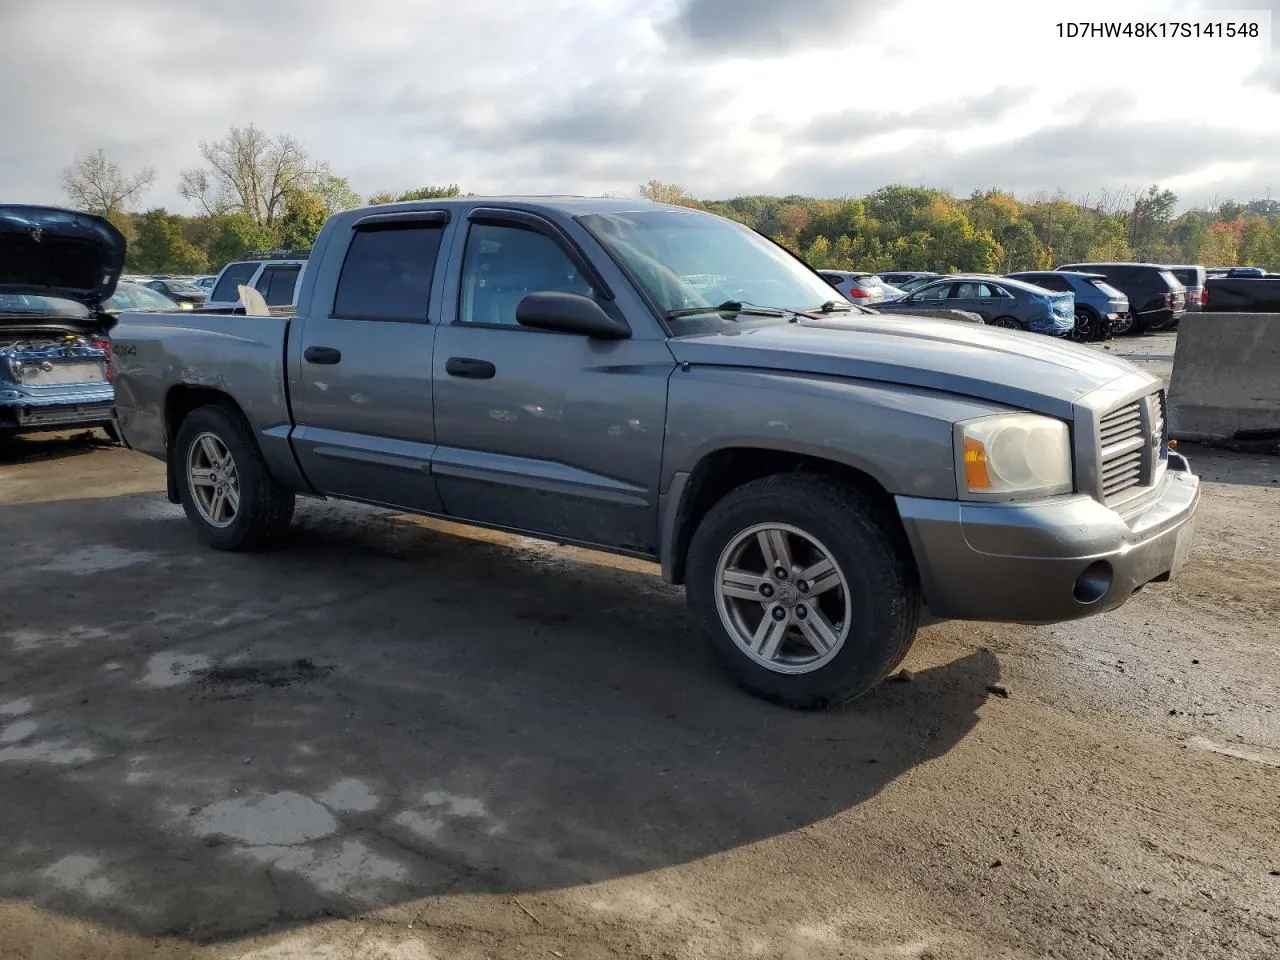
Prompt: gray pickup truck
<box><xmin>108</xmin><ymin>197</ymin><xmax>1201</xmax><ymax>708</ymax></box>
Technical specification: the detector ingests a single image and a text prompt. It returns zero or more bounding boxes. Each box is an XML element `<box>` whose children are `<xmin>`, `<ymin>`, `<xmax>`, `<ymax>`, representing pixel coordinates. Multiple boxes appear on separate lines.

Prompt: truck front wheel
<box><xmin>685</xmin><ymin>473</ymin><xmax>921</xmax><ymax>708</ymax></box>
<box><xmin>174</xmin><ymin>405</ymin><xmax>295</xmax><ymax>551</ymax></box>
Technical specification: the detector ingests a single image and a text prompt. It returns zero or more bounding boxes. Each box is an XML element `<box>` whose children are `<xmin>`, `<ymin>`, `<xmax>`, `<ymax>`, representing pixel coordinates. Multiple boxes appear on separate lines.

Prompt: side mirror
<box><xmin>516</xmin><ymin>291</ymin><xmax>631</xmax><ymax>340</ymax></box>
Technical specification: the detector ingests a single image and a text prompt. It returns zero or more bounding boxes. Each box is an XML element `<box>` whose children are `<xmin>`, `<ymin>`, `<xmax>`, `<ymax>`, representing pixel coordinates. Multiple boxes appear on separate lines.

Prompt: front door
<box><xmin>431</xmin><ymin>213</ymin><xmax>674</xmax><ymax>553</ymax></box>
<box><xmin>289</xmin><ymin>211</ymin><xmax>451</xmax><ymax>512</ymax></box>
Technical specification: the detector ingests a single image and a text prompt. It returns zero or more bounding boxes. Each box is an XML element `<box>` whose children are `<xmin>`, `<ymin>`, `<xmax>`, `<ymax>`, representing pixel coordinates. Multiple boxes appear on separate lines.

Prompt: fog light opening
<box><xmin>1073</xmin><ymin>561</ymin><xmax>1113</xmax><ymax>605</ymax></box>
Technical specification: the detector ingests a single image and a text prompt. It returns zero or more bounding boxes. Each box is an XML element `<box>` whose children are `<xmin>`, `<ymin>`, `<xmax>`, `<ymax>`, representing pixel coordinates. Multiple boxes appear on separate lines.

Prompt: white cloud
<box><xmin>0</xmin><ymin>0</ymin><xmax>1276</xmax><ymax>210</ymax></box>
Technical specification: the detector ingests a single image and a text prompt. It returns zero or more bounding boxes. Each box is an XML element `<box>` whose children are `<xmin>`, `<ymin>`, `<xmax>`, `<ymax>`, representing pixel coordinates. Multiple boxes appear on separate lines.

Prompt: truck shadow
<box><xmin>0</xmin><ymin>429</ymin><xmax>114</xmax><ymax>466</ymax></box>
<box><xmin>0</xmin><ymin>493</ymin><xmax>999</xmax><ymax>945</ymax></box>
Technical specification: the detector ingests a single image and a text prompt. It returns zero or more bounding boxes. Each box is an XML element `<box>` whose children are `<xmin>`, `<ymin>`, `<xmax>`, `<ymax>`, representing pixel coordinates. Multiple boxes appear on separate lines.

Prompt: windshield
<box><xmin>897</xmin><ymin>276</ymin><xmax>937</xmax><ymax>293</ymax></box>
<box><xmin>1088</xmin><ymin>278</ymin><xmax>1125</xmax><ymax>299</ymax></box>
<box><xmin>164</xmin><ymin>280</ymin><xmax>207</xmax><ymax>296</ymax></box>
<box><xmin>577</xmin><ymin>208</ymin><xmax>848</xmax><ymax>325</ymax></box>
<box><xmin>1170</xmin><ymin>269</ymin><xmax>1200</xmax><ymax>286</ymax></box>
<box><xmin>0</xmin><ymin>292</ymin><xmax>89</xmax><ymax>317</ymax></box>
<box><xmin>105</xmin><ymin>283</ymin><xmax>180</xmax><ymax>313</ymax></box>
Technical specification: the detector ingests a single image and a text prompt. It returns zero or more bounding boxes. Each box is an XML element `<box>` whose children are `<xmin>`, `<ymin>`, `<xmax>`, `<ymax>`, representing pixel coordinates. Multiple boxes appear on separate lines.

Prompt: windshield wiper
<box><xmin>818</xmin><ymin>300</ymin><xmax>855</xmax><ymax>313</ymax></box>
<box><xmin>665</xmin><ymin>300</ymin><xmax>789</xmax><ymax>320</ymax></box>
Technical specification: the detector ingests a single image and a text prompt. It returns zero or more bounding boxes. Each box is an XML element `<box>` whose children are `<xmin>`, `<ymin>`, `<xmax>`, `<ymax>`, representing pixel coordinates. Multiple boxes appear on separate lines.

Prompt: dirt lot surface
<box><xmin>2</xmin><ymin>373</ymin><xmax>1278</xmax><ymax>959</ymax></box>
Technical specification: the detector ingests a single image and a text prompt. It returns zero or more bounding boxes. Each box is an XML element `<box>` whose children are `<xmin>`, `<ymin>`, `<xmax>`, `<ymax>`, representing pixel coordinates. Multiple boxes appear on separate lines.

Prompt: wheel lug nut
<box><xmin>760</xmin><ymin>583</ymin><xmax>774</xmax><ymax>598</ymax></box>
<box><xmin>771</xmin><ymin>606</ymin><xmax>786</xmax><ymax>621</ymax></box>
<box><xmin>774</xmin><ymin>567</ymin><xmax>789</xmax><ymax>580</ymax></box>
<box><xmin>797</xmin><ymin>580</ymin><xmax>809</xmax><ymax>593</ymax></box>
<box><xmin>795</xmin><ymin>605</ymin><xmax>808</xmax><ymax>619</ymax></box>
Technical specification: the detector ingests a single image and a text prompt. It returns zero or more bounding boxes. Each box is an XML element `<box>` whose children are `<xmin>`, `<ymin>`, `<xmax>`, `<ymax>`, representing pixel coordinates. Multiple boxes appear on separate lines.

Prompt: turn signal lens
<box><xmin>964</xmin><ymin>436</ymin><xmax>991</xmax><ymax>490</ymax></box>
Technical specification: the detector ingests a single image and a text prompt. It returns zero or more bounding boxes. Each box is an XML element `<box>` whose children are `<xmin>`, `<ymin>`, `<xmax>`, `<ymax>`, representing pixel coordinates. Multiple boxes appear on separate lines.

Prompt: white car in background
<box><xmin>817</xmin><ymin>270</ymin><xmax>906</xmax><ymax>306</ymax></box>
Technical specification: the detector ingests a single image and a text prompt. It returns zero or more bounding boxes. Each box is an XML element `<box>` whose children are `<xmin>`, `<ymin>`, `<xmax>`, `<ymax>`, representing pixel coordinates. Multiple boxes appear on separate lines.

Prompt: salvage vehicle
<box><xmin>871</xmin><ymin>275</ymin><xmax>1075</xmax><ymax>335</ymax></box>
<box><xmin>109</xmin><ymin>198</ymin><xmax>1201</xmax><ymax>708</ymax></box>
<box><xmin>0</xmin><ymin>206</ymin><xmax>118</xmax><ymax>438</ymax></box>
<box><xmin>1005</xmin><ymin>271</ymin><xmax>1129</xmax><ymax>342</ymax></box>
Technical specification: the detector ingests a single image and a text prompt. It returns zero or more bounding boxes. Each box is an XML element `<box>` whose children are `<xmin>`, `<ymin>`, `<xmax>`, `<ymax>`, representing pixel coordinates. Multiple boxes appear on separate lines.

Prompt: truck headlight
<box><xmin>955</xmin><ymin>413</ymin><xmax>1072</xmax><ymax>499</ymax></box>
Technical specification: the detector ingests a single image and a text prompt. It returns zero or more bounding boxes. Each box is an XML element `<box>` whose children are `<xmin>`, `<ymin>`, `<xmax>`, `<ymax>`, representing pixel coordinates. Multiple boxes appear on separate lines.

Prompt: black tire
<box><xmin>174</xmin><ymin>404</ymin><xmax>295</xmax><ymax>551</ymax></box>
<box><xmin>1071</xmin><ymin>307</ymin><xmax>1100</xmax><ymax>343</ymax></box>
<box><xmin>1115</xmin><ymin>313</ymin><xmax>1141</xmax><ymax>335</ymax></box>
<box><xmin>990</xmin><ymin>315</ymin><xmax>1023</xmax><ymax>330</ymax></box>
<box><xmin>685</xmin><ymin>473</ymin><xmax>921</xmax><ymax>709</ymax></box>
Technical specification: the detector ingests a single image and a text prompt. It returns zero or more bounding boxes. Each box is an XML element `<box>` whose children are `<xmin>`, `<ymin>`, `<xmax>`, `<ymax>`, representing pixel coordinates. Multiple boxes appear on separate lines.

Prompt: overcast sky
<box><xmin>1</xmin><ymin>0</ymin><xmax>1276</xmax><ymax>211</ymax></box>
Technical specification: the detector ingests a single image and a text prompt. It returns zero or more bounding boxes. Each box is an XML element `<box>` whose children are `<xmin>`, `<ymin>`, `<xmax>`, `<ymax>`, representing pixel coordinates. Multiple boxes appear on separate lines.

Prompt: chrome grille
<box><xmin>1097</xmin><ymin>391</ymin><xmax>1166</xmax><ymax>503</ymax></box>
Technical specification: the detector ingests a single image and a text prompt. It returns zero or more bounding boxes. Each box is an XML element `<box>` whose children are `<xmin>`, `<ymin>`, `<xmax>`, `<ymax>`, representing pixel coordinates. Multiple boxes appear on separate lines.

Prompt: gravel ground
<box><xmin>1</xmin><ymin>371</ymin><xmax>1278</xmax><ymax>960</ymax></box>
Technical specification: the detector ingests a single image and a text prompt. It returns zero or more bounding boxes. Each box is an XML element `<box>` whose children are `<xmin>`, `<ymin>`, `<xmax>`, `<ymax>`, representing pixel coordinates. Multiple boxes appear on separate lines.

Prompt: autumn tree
<box><xmin>638</xmin><ymin>179</ymin><xmax>699</xmax><ymax>207</ymax></box>
<box><xmin>62</xmin><ymin>149</ymin><xmax>157</xmax><ymax>216</ymax></box>
<box><xmin>1196</xmin><ymin>220</ymin><xmax>1242</xmax><ymax>265</ymax></box>
<box><xmin>179</xmin><ymin>123</ymin><xmax>320</xmax><ymax>229</ymax></box>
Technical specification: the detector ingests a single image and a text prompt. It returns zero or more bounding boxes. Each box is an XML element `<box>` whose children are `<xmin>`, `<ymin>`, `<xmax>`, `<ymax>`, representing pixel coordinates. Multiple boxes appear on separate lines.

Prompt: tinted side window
<box><xmin>915</xmin><ymin>282</ymin><xmax>951</xmax><ymax>301</ymax></box>
<box><xmin>333</xmin><ymin>223</ymin><xmax>444</xmax><ymax>321</ymax></box>
<box><xmin>458</xmin><ymin>222</ymin><xmax>594</xmax><ymax>327</ymax></box>
<box><xmin>262</xmin><ymin>266</ymin><xmax>301</xmax><ymax>306</ymax></box>
<box><xmin>211</xmin><ymin>263</ymin><xmax>259</xmax><ymax>302</ymax></box>
<box><xmin>1035</xmin><ymin>275</ymin><xmax>1071</xmax><ymax>292</ymax></box>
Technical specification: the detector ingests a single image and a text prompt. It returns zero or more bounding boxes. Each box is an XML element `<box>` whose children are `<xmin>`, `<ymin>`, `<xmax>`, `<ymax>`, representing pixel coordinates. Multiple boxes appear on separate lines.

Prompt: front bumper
<box><xmin>895</xmin><ymin>454</ymin><xmax>1200</xmax><ymax>624</ymax></box>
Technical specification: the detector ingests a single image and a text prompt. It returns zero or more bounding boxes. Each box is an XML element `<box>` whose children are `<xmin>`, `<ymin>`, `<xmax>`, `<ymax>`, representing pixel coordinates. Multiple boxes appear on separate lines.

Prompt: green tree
<box><xmin>208</xmin><ymin>212</ymin><xmax>274</xmax><ymax>268</ymax></box>
<box><xmin>278</xmin><ymin>189</ymin><xmax>328</xmax><ymax>249</ymax></box>
<box><xmin>315</xmin><ymin>174</ymin><xmax>362</xmax><ymax>215</ymax></box>
<box><xmin>1238</xmin><ymin>216</ymin><xmax>1277</xmax><ymax>266</ymax></box>
<box><xmin>369</xmin><ymin>184</ymin><xmax>464</xmax><ymax>204</ymax></box>
<box><xmin>130</xmin><ymin>209</ymin><xmax>208</xmax><ymax>273</ymax></box>
<box><xmin>803</xmin><ymin>235</ymin><xmax>832</xmax><ymax>268</ymax></box>
<box><xmin>1128</xmin><ymin>185</ymin><xmax>1178</xmax><ymax>258</ymax></box>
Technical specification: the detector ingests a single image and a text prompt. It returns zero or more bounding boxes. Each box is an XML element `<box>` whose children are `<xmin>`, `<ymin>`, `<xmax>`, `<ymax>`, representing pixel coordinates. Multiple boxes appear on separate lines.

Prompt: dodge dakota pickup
<box><xmin>108</xmin><ymin>197</ymin><xmax>1201</xmax><ymax>708</ymax></box>
<box><xmin>0</xmin><ymin>206</ymin><xmax>119</xmax><ymax>437</ymax></box>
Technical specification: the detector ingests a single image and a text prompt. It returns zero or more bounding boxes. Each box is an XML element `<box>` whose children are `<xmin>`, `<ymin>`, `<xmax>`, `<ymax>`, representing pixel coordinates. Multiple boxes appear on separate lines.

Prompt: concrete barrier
<box><xmin>1167</xmin><ymin>312</ymin><xmax>1280</xmax><ymax>441</ymax></box>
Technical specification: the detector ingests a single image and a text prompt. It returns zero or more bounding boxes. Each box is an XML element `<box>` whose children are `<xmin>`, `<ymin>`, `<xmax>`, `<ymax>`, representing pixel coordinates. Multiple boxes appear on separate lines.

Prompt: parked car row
<box><xmin>828</xmin><ymin>259</ymin><xmax>1211</xmax><ymax>338</ymax></box>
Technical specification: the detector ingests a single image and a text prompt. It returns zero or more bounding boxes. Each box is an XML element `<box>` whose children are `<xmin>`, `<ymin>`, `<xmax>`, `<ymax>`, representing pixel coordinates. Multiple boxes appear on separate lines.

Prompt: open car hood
<box><xmin>0</xmin><ymin>205</ymin><xmax>127</xmax><ymax>307</ymax></box>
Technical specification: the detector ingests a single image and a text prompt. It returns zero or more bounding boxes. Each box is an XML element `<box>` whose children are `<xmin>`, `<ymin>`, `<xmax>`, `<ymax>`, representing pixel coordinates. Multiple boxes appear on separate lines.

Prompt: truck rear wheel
<box><xmin>685</xmin><ymin>473</ymin><xmax>921</xmax><ymax>709</ymax></box>
<box><xmin>174</xmin><ymin>405</ymin><xmax>295</xmax><ymax>551</ymax></box>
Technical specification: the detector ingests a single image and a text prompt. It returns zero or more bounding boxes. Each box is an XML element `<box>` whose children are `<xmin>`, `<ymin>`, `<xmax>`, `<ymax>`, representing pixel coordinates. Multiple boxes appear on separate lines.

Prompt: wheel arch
<box><xmin>163</xmin><ymin>385</ymin><xmax>245</xmax><ymax>503</ymax></box>
<box><xmin>660</xmin><ymin>444</ymin><xmax>912</xmax><ymax>586</ymax></box>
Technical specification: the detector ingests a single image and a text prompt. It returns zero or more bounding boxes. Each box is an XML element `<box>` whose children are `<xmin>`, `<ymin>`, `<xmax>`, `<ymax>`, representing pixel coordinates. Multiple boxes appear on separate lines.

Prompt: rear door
<box><xmin>288</xmin><ymin>210</ymin><xmax>452</xmax><ymax>511</ymax></box>
<box><xmin>947</xmin><ymin>280</ymin><xmax>1005</xmax><ymax>320</ymax></box>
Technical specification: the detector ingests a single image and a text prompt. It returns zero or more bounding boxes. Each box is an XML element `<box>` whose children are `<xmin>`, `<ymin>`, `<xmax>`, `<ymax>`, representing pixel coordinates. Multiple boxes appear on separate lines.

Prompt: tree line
<box><xmin>60</xmin><ymin>125</ymin><xmax>1280</xmax><ymax>276</ymax></box>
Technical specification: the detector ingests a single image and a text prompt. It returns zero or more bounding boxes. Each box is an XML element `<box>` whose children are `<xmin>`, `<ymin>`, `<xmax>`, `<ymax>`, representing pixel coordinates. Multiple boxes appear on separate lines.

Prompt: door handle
<box><xmin>304</xmin><ymin>346</ymin><xmax>342</xmax><ymax>364</ymax></box>
<box><xmin>445</xmin><ymin>357</ymin><xmax>496</xmax><ymax>379</ymax></box>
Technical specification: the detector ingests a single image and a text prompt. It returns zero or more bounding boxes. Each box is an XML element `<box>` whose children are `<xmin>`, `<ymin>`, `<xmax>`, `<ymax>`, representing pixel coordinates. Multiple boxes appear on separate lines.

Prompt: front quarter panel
<box><xmin>662</xmin><ymin>366</ymin><xmax>1015</xmax><ymax>499</ymax></box>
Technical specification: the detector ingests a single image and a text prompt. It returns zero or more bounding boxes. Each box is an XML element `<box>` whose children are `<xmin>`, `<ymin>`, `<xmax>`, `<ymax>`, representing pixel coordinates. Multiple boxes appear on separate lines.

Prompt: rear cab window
<box><xmin>332</xmin><ymin>221</ymin><xmax>446</xmax><ymax>321</ymax></box>
<box><xmin>210</xmin><ymin>262</ymin><xmax>259</xmax><ymax>303</ymax></box>
<box><xmin>255</xmin><ymin>265</ymin><xmax>302</xmax><ymax>306</ymax></box>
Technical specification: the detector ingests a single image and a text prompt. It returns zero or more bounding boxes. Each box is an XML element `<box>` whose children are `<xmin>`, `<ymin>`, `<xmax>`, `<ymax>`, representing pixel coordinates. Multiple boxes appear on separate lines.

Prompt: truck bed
<box><xmin>109</xmin><ymin>310</ymin><xmax>302</xmax><ymax>486</ymax></box>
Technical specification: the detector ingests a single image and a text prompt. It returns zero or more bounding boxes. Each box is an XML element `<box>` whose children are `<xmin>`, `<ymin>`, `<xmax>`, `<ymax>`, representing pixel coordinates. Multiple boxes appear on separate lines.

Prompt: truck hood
<box><xmin>0</xmin><ymin>205</ymin><xmax>126</xmax><ymax>307</ymax></box>
<box><xmin>667</xmin><ymin>313</ymin><xmax>1151</xmax><ymax>418</ymax></box>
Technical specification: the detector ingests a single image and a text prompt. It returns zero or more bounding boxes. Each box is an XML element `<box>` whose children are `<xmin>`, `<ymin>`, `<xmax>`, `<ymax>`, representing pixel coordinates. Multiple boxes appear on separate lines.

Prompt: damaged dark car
<box><xmin>0</xmin><ymin>205</ymin><xmax>122</xmax><ymax>438</ymax></box>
